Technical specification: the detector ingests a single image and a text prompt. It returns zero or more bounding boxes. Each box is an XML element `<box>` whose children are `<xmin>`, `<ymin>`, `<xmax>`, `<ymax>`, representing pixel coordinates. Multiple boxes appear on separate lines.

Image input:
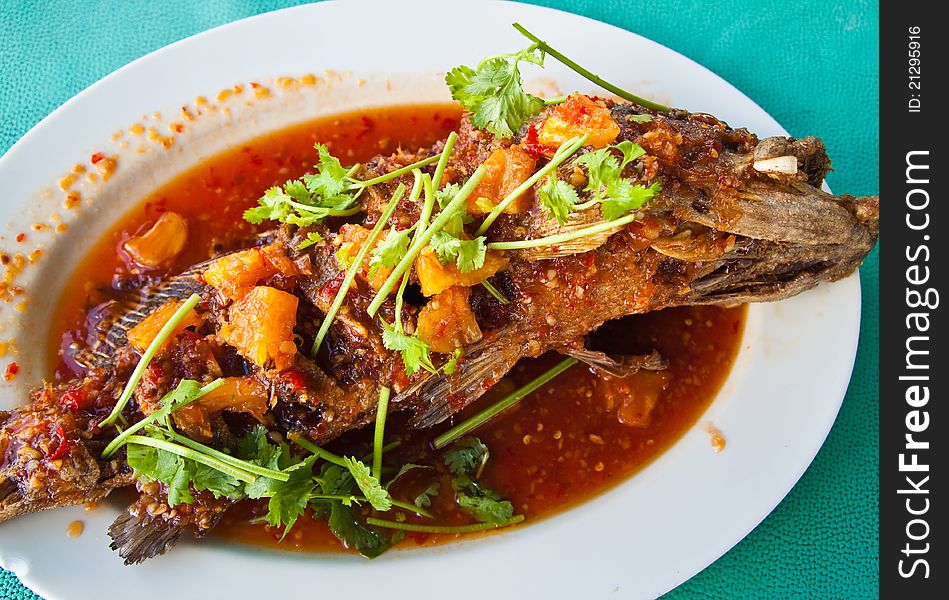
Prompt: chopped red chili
<box><xmin>60</xmin><ymin>389</ymin><xmax>85</xmax><ymax>411</ymax></box>
<box><xmin>47</xmin><ymin>424</ymin><xmax>70</xmax><ymax>461</ymax></box>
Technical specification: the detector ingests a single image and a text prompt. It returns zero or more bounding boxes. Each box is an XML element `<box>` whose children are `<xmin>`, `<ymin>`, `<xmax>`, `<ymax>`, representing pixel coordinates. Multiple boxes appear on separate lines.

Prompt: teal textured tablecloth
<box><xmin>0</xmin><ymin>1</ymin><xmax>879</xmax><ymax>598</ymax></box>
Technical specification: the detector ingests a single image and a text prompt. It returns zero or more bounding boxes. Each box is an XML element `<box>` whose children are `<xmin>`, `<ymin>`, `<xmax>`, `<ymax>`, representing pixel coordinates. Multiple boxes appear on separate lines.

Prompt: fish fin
<box><xmin>74</xmin><ymin>229</ymin><xmax>280</xmax><ymax>370</ymax></box>
<box><xmin>407</xmin><ymin>335</ymin><xmax>524</xmax><ymax>430</ymax></box>
<box><xmin>0</xmin><ymin>478</ymin><xmax>19</xmax><ymax>506</ymax></box>
<box><xmin>109</xmin><ymin>510</ymin><xmax>183</xmax><ymax>565</ymax></box>
<box><xmin>562</xmin><ymin>348</ymin><xmax>667</xmax><ymax>378</ymax></box>
<box><xmin>74</xmin><ymin>268</ymin><xmax>206</xmax><ymax>369</ymax></box>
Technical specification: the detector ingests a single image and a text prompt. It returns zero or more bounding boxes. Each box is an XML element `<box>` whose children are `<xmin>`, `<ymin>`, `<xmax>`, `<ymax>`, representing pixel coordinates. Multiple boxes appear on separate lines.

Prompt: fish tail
<box><xmin>109</xmin><ymin>510</ymin><xmax>184</xmax><ymax>565</ymax></box>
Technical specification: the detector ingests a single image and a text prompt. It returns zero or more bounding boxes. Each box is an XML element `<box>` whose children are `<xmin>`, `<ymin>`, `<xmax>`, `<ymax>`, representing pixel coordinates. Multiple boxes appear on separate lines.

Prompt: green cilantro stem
<box><xmin>431</xmin><ymin>132</ymin><xmax>458</xmax><ymax>191</ymax></box>
<box><xmin>486</xmin><ymin>214</ymin><xmax>635</xmax><ymax>251</ymax></box>
<box><xmin>309</xmin><ymin>495</ymin><xmax>434</xmax><ymax>519</ymax></box>
<box><xmin>354</xmin><ymin>154</ymin><xmax>439</xmax><ymax>189</ymax></box>
<box><xmin>388</xmin><ymin>499</ymin><xmax>434</xmax><ymax>519</ymax></box>
<box><xmin>512</xmin><ymin>23</ymin><xmax>670</xmax><ymax>112</ymax></box>
<box><xmin>366</xmin><ymin>440</ymin><xmax>401</xmax><ymax>462</ymax></box>
<box><xmin>367</xmin><ymin>164</ymin><xmax>488</xmax><ymax>318</ymax></box>
<box><xmin>286</xmin><ymin>199</ymin><xmax>362</xmax><ymax>217</ymax></box>
<box><xmin>290</xmin><ymin>433</ymin><xmax>348</xmax><ymax>468</ymax></box>
<box><xmin>372</xmin><ymin>387</ymin><xmax>391</xmax><ymax>480</ymax></box>
<box><xmin>311</xmin><ymin>184</ymin><xmax>406</xmax><ymax>356</ymax></box>
<box><xmin>366</xmin><ymin>515</ymin><xmax>525</xmax><ymax>533</ymax></box>
<box><xmin>433</xmin><ymin>357</ymin><xmax>578</xmax><ymax>449</ymax></box>
<box><xmin>393</xmin><ymin>171</ymin><xmax>426</xmax><ymax>332</ymax></box>
<box><xmin>160</xmin><ymin>429</ymin><xmax>290</xmax><ymax>481</ymax></box>
<box><xmin>475</xmin><ymin>135</ymin><xmax>588</xmax><ymax>236</ymax></box>
<box><xmin>480</xmin><ymin>279</ymin><xmax>510</xmax><ymax>304</ymax></box>
<box><xmin>99</xmin><ymin>293</ymin><xmax>201</xmax><ymax>428</ymax></box>
<box><xmin>543</xmin><ymin>95</ymin><xmax>568</xmax><ymax>106</ymax></box>
<box><xmin>125</xmin><ymin>435</ymin><xmax>258</xmax><ymax>484</ymax></box>
<box><xmin>101</xmin><ymin>378</ymin><xmax>224</xmax><ymax>458</ymax></box>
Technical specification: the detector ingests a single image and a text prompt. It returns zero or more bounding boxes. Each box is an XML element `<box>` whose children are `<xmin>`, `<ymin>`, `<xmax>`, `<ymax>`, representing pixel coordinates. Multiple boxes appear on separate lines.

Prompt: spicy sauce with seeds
<box><xmin>48</xmin><ymin>104</ymin><xmax>745</xmax><ymax>552</ymax></box>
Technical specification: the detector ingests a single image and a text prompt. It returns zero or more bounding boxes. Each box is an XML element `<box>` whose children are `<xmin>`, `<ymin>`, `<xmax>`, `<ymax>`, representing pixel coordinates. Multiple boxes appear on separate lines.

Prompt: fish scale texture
<box><xmin>0</xmin><ymin>1</ymin><xmax>878</xmax><ymax>598</ymax></box>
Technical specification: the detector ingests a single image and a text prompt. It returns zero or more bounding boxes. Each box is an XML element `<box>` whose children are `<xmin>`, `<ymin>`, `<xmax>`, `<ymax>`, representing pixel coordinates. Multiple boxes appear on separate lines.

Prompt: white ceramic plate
<box><xmin>0</xmin><ymin>1</ymin><xmax>860</xmax><ymax>598</ymax></box>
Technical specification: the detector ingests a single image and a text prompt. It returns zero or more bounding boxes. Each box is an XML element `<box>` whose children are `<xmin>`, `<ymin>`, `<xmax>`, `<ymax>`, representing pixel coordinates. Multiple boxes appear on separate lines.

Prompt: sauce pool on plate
<box><xmin>49</xmin><ymin>104</ymin><xmax>745</xmax><ymax>553</ymax></box>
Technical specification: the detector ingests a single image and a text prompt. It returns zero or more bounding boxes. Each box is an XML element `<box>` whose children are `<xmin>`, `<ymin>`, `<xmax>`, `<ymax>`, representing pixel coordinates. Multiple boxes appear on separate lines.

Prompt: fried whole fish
<box><xmin>0</xmin><ymin>95</ymin><xmax>878</xmax><ymax>564</ymax></box>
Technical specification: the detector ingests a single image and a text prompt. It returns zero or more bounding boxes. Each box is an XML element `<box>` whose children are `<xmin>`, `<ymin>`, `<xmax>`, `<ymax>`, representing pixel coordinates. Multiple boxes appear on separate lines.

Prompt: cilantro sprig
<box><xmin>445</xmin><ymin>24</ymin><xmax>668</xmax><ymax>142</ymax></box>
<box><xmin>511</xmin><ymin>23</ymin><xmax>669</xmax><ymax>112</ymax></box>
<box><xmin>446</xmin><ymin>46</ymin><xmax>546</xmax><ymax>139</ymax></box>
<box><xmin>430</xmin><ymin>231</ymin><xmax>487</xmax><ymax>274</ymax></box>
<box><xmin>243</xmin><ymin>143</ymin><xmax>440</xmax><ymax>229</ymax></box>
<box><xmin>244</xmin><ymin>144</ymin><xmax>363</xmax><ymax>227</ymax></box>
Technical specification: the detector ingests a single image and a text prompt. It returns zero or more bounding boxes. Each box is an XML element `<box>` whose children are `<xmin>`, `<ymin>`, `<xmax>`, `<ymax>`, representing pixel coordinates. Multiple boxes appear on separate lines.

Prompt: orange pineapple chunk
<box><xmin>417</xmin><ymin>286</ymin><xmax>482</xmax><ymax>354</ymax></box>
<box><xmin>126</xmin><ymin>299</ymin><xmax>201</xmax><ymax>352</ymax></box>
<box><xmin>218</xmin><ymin>286</ymin><xmax>299</xmax><ymax>370</ymax></box>
<box><xmin>337</xmin><ymin>224</ymin><xmax>392</xmax><ymax>291</ymax></box>
<box><xmin>203</xmin><ymin>245</ymin><xmax>297</xmax><ymax>300</ymax></box>
<box><xmin>538</xmin><ymin>94</ymin><xmax>620</xmax><ymax>150</ymax></box>
<box><xmin>467</xmin><ymin>146</ymin><xmax>537</xmax><ymax>215</ymax></box>
<box><xmin>415</xmin><ymin>245</ymin><xmax>508</xmax><ymax>297</ymax></box>
<box><xmin>123</xmin><ymin>212</ymin><xmax>189</xmax><ymax>267</ymax></box>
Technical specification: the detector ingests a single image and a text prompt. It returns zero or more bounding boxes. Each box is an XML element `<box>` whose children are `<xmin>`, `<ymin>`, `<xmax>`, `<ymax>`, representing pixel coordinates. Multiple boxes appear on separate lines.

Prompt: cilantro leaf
<box><xmin>454</xmin><ymin>236</ymin><xmax>487</xmax><ymax>273</ymax></box>
<box><xmin>456</xmin><ymin>488</ymin><xmax>514</xmax><ymax>524</ymax></box>
<box><xmin>323</xmin><ymin>501</ymin><xmax>392</xmax><ymax>559</ymax></box>
<box><xmin>126</xmin><ymin>444</ymin><xmax>158</xmax><ymax>480</ymax></box>
<box><xmin>303</xmin><ymin>143</ymin><xmax>350</xmax><ymax>198</ymax></box>
<box><xmin>446</xmin><ymin>47</ymin><xmax>546</xmax><ymax>138</ymax></box>
<box><xmin>430</xmin><ymin>230</ymin><xmax>463</xmax><ymax>263</ymax></box>
<box><xmin>237</xmin><ymin>425</ymin><xmax>283</xmax><ymax>470</ymax></box>
<box><xmin>443</xmin><ymin>437</ymin><xmax>490</xmax><ymax>476</ymax></box>
<box><xmin>434</xmin><ymin>183</ymin><xmax>461</xmax><ymax>209</ymax></box>
<box><xmin>413</xmin><ymin>482</ymin><xmax>441</xmax><ymax>508</ymax></box>
<box><xmin>601</xmin><ymin>181</ymin><xmax>662</xmax><ymax>221</ymax></box>
<box><xmin>384</xmin><ymin>463</ymin><xmax>430</xmax><ymax>490</ymax></box>
<box><xmin>429</xmin><ymin>231</ymin><xmax>487</xmax><ymax>274</ymax></box>
<box><xmin>145</xmin><ymin>379</ymin><xmax>203</xmax><ymax>428</ymax></box>
<box><xmin>244</xmin><ymin>143</ymin><xmax>360</xmax><ymax>227</ymax></box>
<box><xmin>368</xmin><ymin>228</ymin><xmax>411</xmax><ymax>278</ymax></box>
<box><xmin>442</xmin><ymin>437</ymin><xmax>515</xmax><ymax>525</ymax></box>
<box><xmin>576</xmin><ymin>149</ymin><xmax>621</xmax><ymax>199</ymax></box>
<box><xmin>442</xmin><ymin>348</ymin><xmax>462</xmax><ymax>375</ymax></box>
<box><xmin>127</xmin><ymin>445</ymin><xmax>196</xmax><ymax>507</ymax></box>
<box><xmin>381</xmin><ymin>319</ymin><xmax>437</xmax><ymax>376</ymax></box>
<box><xmin>264</xmin><ymin>455</ymin><xmax>318</xmax><ymax>537</ymax></box>
<box><xmin>573</xmin><ymin>141</ymin><xmax>657</xmax><ymax>220</ymax></box>
<box><xmin>614</xmin><ymin>140</ymin><xmax>646</xmax><ymax>167</ymax></box>
<box><xmin>537</xmin><ymin>176</ymin><xmax>580</xmax><ymax>224</ymax></box>
<box><xmin>316</xmin><ymin>462</ymin><xmax>354</xmax><ymax>496</ymax></box>
<box><xmin>191</xmin><ymin>463</ymin><xmax>240</xmax><ymax>498</ymax></box>
<box><xmin>296</xmin><ymin>231</ymin><xmax>323</xmax><ymax>251</ymax></box>
<box><xmin>627</xmin><ymin>113</ymin><xmax>653</xmax><ymax>123</ymax></box>
<box><xmin>342</xmin><ymin>457</ymin><xmax>392</xmax><ymax>511</ymax></box>
<box><xmin>167</xmin><ymin>457</ymin><xmax>195</xmax><ymax>506</ymax></box>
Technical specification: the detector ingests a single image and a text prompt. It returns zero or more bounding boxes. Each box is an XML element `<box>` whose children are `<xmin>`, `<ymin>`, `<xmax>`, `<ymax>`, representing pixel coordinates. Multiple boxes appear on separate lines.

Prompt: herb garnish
<box><xmin>366</xmin><ymin>164</ymin><xmax>488</xmax><ymax>317</ymax></box>
<box><xmin>311</xmin><ymin>183</ymin><xmax>406</xmax><ymax>356</ymax></box>
<box><xmin>445</xmin><ymin>24</ymin><xmax>668</xmax><ymax>141</ymax></box>
<box><xmin>243</xmin><ymin>143</ymin><xmax>438</xmax><ymax>229</ymax></box>
<box><xmin>434</xmin><ymin>357</ymin><xmax>579</xmax><ymax>449</ymax></box>
<box><xmin>511</xmin><ymin>23</ymin><xmax>670</xmax><ymax>112</ymax></box>
<box><xmin>446</xmin><ymin>46</ymin><xmax>546</xmax><ymax>139</ymax></box>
